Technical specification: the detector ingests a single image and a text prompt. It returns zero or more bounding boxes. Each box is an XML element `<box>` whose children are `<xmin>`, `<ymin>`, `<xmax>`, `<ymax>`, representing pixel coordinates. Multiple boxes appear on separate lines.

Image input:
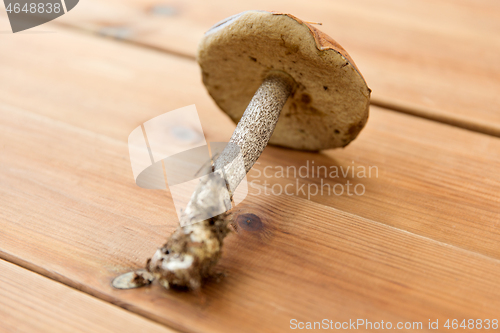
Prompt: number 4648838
<box><xmin>6</xmin><ymin>3</ymin><xmax>61</xmax><ymax>14</ymax></box>
<box><xmin>444</xmin><ymin>319</ymin><xmax>498</xmax><ymax>330</ymax></box>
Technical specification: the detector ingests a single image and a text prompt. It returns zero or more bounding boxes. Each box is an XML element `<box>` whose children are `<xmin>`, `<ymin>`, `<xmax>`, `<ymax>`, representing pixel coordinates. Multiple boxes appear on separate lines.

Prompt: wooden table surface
<box><xmin>1</xmin><ymin>1</ymin><xmax>499</xmax><ymax>332</ymax></box>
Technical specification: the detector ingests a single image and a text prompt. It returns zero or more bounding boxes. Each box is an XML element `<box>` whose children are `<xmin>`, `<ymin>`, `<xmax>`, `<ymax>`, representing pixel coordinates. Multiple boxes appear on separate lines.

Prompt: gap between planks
<box><xmin>371</xmin><ymin>96</ymin><xmax>500</xmax><ymax>138</ymax></box>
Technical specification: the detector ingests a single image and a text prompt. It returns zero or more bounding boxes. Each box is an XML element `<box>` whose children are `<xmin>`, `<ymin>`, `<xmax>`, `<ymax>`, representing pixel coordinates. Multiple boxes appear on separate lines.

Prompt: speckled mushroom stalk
<box><xmin>214</xmin><ymin>72</ymin><xmax>295</xmax><ymax>187</ymax></box>
<box><xmin>146</xmin><ymin>72</ymin><xmax>295</xmax><ymax>290</ymax></box>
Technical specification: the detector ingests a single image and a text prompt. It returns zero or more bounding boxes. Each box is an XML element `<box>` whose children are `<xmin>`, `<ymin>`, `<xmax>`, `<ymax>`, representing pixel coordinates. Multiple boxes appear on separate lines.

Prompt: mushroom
<box><xmin>146</xmin><ymin>10</ymin><xmax>370</xmax><ymax>290</ymax></box>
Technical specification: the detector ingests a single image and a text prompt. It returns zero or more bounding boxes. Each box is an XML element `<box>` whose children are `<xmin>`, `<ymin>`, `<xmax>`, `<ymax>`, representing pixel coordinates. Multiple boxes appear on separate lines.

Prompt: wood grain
<box><xmin>0</xmin><ymin>26</ymin><xmax>498</xmax><ymax>259</ymax></box>
<box><xmin>48</xmin><ymin>0</ymin><xmax>500</xmax><ymax>136</ymax></box>
<box><xmin>1</xmin><ymin>103</ymin><xmax>500</xmax><ymax>332</ymax></box>
<box><xmin>0</xmin><ymin>259</ymin><xmax>177</xmax><ymax>333</ymax></box>
<box><xmin>0</xmin><ymin>24</ymin><xmax>500</xmax><ymax>332</ymax></box>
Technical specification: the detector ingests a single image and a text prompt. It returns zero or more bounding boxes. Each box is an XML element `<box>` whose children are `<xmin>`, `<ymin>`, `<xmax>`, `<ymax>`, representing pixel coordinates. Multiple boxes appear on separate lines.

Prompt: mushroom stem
<box><xmin>147</xmin><ymin>71</ymin><xmax>295</xmax><ymax>290</ymax></box>
<box><xmin>215</xmin><ymin>71</ymin><xmax>295</xmax><ymax>192</ymax></box>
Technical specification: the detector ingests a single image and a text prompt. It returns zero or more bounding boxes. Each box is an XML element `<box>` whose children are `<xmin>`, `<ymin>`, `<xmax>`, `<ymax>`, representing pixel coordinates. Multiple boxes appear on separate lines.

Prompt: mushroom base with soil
<box><xmin>147</xmin><ymin>72</ymin><xmax>295</xmax><ymax>290</ymax></box>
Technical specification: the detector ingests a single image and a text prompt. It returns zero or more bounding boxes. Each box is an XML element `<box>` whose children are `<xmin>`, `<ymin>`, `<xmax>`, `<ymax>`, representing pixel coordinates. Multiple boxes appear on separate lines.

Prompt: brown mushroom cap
<box><xmin>197</xmin><ymin>10</ymin><xmax>371</xmax><ymax>151</ymax></box>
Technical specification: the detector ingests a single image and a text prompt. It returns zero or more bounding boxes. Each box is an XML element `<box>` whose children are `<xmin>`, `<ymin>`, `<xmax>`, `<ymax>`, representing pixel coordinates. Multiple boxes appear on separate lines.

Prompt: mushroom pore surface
<box><xmin>198</xmin><ymin>10</ymin><xmax>371</xmax><ymax>151</ymax></box>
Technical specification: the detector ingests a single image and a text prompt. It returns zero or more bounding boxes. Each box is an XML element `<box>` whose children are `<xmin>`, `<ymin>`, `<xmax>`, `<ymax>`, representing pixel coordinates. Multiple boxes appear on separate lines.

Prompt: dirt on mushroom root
<box><xmin>146</xmin><ymin>212</ymin><xmax>234</xmax><ymax>290</ymax></box>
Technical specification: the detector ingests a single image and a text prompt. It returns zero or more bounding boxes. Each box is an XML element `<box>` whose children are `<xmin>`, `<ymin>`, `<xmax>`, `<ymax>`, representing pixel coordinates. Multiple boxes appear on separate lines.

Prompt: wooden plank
<box><xmin>0</xmin><ymin>25</ymin><xmax>499</xmax><ymax>260</ymax></box>
<box><xmin>46</xmin><ymin>0</ymin><xmax>500</xmax><ymax>136</ymax></box>
<box><xmin>2</xmin><ymin>104</ymin><xmax>500</xmax><ymax>332</ymax></box>
<box><xmin>0</xmin><ymin>259</ymin><xmax>177</xmax><ymax>333</ymax></box>
<box><xmin>1</xmin><ymin>24</ymin><xmax>500</xmax><ymax>332</ymax></box>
